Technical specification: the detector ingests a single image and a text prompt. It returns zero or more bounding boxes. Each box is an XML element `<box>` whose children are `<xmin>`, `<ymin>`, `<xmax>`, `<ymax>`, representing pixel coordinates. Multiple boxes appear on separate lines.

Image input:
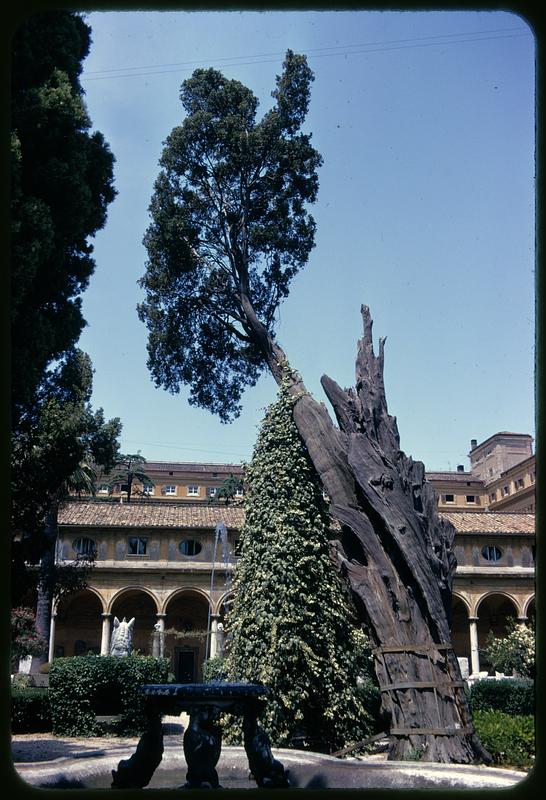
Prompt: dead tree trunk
<box><xmin>248</xmin><ymin>302</ymin><xmax>490</xmax><ymax>763</ymax></box>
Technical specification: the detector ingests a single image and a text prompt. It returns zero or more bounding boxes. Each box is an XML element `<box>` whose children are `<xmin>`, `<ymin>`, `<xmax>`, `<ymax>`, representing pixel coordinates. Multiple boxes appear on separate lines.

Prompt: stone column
<box><xmin>209</xmin><ymin>616</ymin><xmax>219</xmax><ymax>659</ymax></box>
<box><xmin>48</xmin><ymin>611</ymin><xmax>57</xmax><ymax>663</ymax></box>
<box><xmin>101</xmin><ymin>613</ymin><xmax>112</xmax><ymax>655</ymax></box>
<box><xmin>469</xmin><ymin>616</ymin><xmax>480</xmax><ymax>675</ymax></box>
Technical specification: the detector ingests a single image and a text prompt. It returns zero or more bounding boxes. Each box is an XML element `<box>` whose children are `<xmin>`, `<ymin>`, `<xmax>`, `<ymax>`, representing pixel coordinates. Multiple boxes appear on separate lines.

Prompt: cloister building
<box><xmin>46</xmin><ymin>430</ymin><xmax>535</xmax><ymax>681</ymax></box>
<box><xmin>52</xmin><ymin>506</ymin><xmax>534</xmax><ymax>681</ymax></box>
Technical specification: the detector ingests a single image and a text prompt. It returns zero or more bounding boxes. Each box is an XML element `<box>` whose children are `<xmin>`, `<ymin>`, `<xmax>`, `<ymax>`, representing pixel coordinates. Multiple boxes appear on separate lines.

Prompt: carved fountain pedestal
<box><xmin>111</xmin><ymin>682</ymin><xmax>289</xmax><ymax>790</ymax></box>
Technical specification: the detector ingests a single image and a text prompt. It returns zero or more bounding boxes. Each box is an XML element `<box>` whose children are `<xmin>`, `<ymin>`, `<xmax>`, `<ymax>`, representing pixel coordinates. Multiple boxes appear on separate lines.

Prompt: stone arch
<box><xmin>107</xmin><ymin>585</ymin><xmax>160</xmax><ymax>615</ymax></box>
<box><xmin>475</xmin><ymin>592</ymin><xmax>519</xmax><ymax>674</ymax></box>
<box><xmin>524</xmin><ymin>596</ymin><xmax>535</xmax><ymax>622</ymax></box>
<box><xmin>450</xmin><ymin>593</ymin><xmax>471</xmax><ymax>666</ymax></box>
<box><xmin>164</xmin><ymin>589</ymin><xmax>212</xmax><ymax>682</ymax></box>
<box><xmin>54</xmin><ymin>588</ymin><xmax>106</xmax><ymax>657</ymax></box>
<box><xmin>161</xmin><ymin>586</ymin><xmax>211</xmax><ymax>615</ymax></box>
<box><xmin>110</xmin><ymin>588</ymin><xmax>160</xmax><ymax>656</ymax></box>
<box><xmin>215</xmin><ymin>589</ymin><xmax>235</xmax><ymax>618</ymax></box>
<box><xmin>54</xmin><ymin>584</ymin><xmax>106</xmax><ymax>615</ymax></box>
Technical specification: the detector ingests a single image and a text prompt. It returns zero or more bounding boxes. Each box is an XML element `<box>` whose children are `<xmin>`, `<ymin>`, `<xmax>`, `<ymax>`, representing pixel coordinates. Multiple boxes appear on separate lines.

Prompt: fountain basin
<box><xmin>15</xmin><ymin>744</ymin><xmax>529</xmax><ymax>790</ymax></box>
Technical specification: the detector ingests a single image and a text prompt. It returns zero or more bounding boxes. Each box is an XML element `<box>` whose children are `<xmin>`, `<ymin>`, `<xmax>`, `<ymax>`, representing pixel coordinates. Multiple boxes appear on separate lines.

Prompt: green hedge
<box><xmin>11</xmin><ymin>688</ymin><xmax>52</xmax><ymax>733</ymax></box>
<box><xmin>473</xmin><ymin>710</ymin><xmax>535</xmax><ymax>770</ymax></box>
<box><xmin>202</xmin><ymin>656</ymin><xmax>228</xmax><ymax>683</ymax></box>
<box><xmin>469</xmin><ymin>678</ymin><xmax>534</xmax><ymax>716</ymax></box>
<box><xmin>48</xmin><ymin>655</ymin><xmax>170</xmax><ymax>737</ymax></box>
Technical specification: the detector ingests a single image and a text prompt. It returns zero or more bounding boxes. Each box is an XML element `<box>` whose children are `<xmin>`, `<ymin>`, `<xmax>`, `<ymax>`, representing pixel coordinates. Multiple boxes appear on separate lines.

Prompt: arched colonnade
<box><xmin>50</xmin><ymin>586</ymin><xmax>232</xmax><ymax>682</ymax></box>
<box><xmin>450</xmin><ymin>590</ymin><xmax>535</xmax><ymax>676</ymax></box>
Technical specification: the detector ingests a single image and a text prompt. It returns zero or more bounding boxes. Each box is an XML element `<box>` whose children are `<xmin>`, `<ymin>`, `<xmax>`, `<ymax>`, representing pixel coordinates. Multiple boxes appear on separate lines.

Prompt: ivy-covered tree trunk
<box><xmin>137</xmin><ymin>54</ymin><xmax>490</xmax><ymax>764</ymax></box>
<box><xmin>225</xmin><ymin>382</ymin><xmax>376</xmax><ymax>753</ymax></box>
<box><xmin>248</xmin><ymin>305</ymin><xmax>490</xmax><ymax>764</ymax></box>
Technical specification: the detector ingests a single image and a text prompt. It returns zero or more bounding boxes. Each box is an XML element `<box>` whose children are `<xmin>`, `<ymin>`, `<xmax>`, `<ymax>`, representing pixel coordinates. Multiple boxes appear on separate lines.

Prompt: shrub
<box><xmin>469</xmin><ymin>678</ymin><xmax>534</xmax><ymax>717</ymax></box>
<box><xmin>11</xmin><ymin>688</ymin><xmax>52</xmax><ymax>733</ymax></box>
<box><xmin>49</xmin><ymin>655</ymin><xmax>170</xmax><ymax>737</ymax></box>
<box><xmin>11</xmin><ymin>607</ymin><xmax>48</xmax><ymax>664</ymax></box>
<box><xmin>482</xmin><ymin>618</ymin><xmax>535</xmax><ymax>678</ymax></box>
<box><xmin>203</xmin><ymin>656</ymin><xmax>228</xmax><ymax>683</ymax></box>
<box><xmin>473</xmin><ymin>710</ymin><xmax>534</xmax><ymax>770</ymax></box>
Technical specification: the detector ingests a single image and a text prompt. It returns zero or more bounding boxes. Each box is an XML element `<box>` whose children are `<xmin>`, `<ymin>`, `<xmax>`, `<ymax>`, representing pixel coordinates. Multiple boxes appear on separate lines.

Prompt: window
<box><xmin>179</xmin><ymin>539</ymin><xmax>202</xmax><ymax>556</ymax></box>
<box><xmin>234</xmin><ymin>487</ymin><xmax>244</xmax><ymax>497</ymax></box>
<box><xmin>141</xmin><ymin>484</ymin><xmax>154</xmax><ymax>496</ymax></box>
<box><xmin>516</xmin><ymin>478</ymin><xmax>524</xmax><ymax>489</ymax></box>
<box><xmin>128</xmin><ymin>537</ymin><xmax>148</xmax><ymax>555</ymax></box>
<box><xmin>466</xmin><ymin>495</ymin><xmax>476</xmax><ymax>504</ymax></box>
<box><xmin>187</xmin><ymin>485</ymin><xmax>200</xmax><ymax>496</ymax></box>
<box><xmin>481</xmin><ymin>545</ymin><xmax>503</xmax><ymax>562</ymax></box>
<box><xmin>206</xmin><ymin>487</ymin><xmax>217</xmax><ymax>497</ymax></box>
<box><xmin>73</xmin><ymin>537</ymin><xmax>97</xmax><ymax>557</ymax></box>
<box><xmin>490</xmin><ymin>492</ymin><xmax>496</xmax><ymax>502</ymax></box>
<box><xmin>97</xmin><ymin>484</ymin><xmax>109</xmax><ymax>494</ymax></box>
<box><xmin>164</xmin><ymin>485</ymin><xmax>177</xmax><ymax>495</ymax></box>
<box><xmin>503</xmin><ymin>486</ymin><xmax>510</xmax><ymax>496</ymax></box>
<box><xmin>444</xmin><ymin>494</ymin><xmax>455</xmax><ymax>503</ymax></box>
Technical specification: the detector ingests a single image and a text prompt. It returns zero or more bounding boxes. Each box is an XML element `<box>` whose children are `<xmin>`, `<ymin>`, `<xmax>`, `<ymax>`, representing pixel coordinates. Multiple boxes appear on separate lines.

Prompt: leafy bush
<box><xmin>11</xmin><ymin>688</ymin><xmax>52</xmax><ymax>733</ymax></box>
<box><xmin>11</xmin><ymin>607</ymin><xmax>48</xmax><ymax>664</ymax></box>
<box><xmin>469</xmin><ymin>678</ymin><xmax>534</xmax><ymax>717</ymax></box>
<box><xmin>203</xmin><ymin>656</ymin><xmax>228</xmax><ymax>683</ymax></box>
<box><xmin>482</xmin><ymin>618</ymin><xmax>535</xmax><ymax>678</ymax></box>
<box><xmin>473</xmin><ymin>710</ymin><xmax>534</xmax><ymax>770</ymax></box>
<box><xmin>49</xmin><ymin>655</ymin><xmax>170</xmax><ymax>736</ymax></box>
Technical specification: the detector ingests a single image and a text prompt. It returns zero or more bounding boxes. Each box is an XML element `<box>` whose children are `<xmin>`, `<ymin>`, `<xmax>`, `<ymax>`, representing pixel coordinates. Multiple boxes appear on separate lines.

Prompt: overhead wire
<box><xmin>82</xmin><ymin>27</ymin><xmax>530</xmax><ymax>82</ymax></box>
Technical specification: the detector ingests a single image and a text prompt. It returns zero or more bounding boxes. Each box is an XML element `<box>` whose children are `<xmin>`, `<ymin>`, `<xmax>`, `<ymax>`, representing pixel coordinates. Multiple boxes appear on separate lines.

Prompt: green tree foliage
<box><xmin>210</xmin><ymin>473</ymin><xmax>244</xmax><ymax>505</ymax></box>
<box><xmin>11</xmin><ymin>10</ymin><xmax>116</xmax><ymax>420</ymax></box>
<box><xmin>224</xmin><ymin>378</ymin><xmax>375</xmax><ymax>752</ymax></box>
<box><xmin>106</xmin><ymin>452</ymin><xmax>154</xmax><ymax>501</ymax></box>
<box><xmin>482</xmin><ymin>618</ymin><xmax>535</xmax><ymax>679</ymax></box>
<box><xmin>11</xmin><ymin>350</ymin><xmax>121</xmax><ymax>629</ymax></box>
<box><xmin>138</xmin><ymin>51</ymin><xmax>322</xmax><ymax>422</ymax></box>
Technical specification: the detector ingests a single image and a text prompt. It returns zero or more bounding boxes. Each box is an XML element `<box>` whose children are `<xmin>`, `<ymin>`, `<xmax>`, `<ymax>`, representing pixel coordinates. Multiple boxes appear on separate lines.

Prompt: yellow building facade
<box><xmin>54</xmin><ymin>501</ymin><xmax>534</xmax><ymax>682</ymax></box>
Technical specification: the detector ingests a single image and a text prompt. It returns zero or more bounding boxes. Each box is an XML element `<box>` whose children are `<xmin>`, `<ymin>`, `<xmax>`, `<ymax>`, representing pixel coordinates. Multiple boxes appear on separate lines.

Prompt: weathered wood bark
<box><xmin>245</xmin><ymin>301</ymin><xmax>490</xmax><ymax>764</ymax></box>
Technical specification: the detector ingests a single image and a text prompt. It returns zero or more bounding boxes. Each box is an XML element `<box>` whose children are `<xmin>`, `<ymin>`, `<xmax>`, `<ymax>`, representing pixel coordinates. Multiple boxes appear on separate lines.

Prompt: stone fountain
<box><xmin>111</xmin><ymin>682</ymin><xmax>289</xmax><ymax>789</ymax></box>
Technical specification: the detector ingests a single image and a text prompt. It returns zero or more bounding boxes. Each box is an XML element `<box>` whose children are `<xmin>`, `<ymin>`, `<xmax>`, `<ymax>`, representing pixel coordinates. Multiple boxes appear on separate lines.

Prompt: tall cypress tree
<box><xmin>225</xmin><ymin>375</ymin><xmax>375</xmax><ymax>753</ymax></box>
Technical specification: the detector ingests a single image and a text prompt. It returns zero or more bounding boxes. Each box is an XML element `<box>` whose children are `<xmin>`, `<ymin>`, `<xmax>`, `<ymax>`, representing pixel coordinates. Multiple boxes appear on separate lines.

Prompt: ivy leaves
<box><xmin>225</xmin><ymin>380</ymin><xmax>374</xmax><ymax>751</ymax></box>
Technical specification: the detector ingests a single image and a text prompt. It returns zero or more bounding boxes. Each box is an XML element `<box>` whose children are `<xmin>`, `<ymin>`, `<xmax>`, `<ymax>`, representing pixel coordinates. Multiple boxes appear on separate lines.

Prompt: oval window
<box><xmin>73</xmin><ymin>536</ymin><xmax>97</xmax><ymax>557</ymax></box>
<box><xmin>481</xmin><ymin>545</ymin><xmax>503</xmax><ymax>562</ymax></box>
<box><xmin>179</xmin><ymin>539</ymin><xmax>202</xmax><ymax>557</ymax></box>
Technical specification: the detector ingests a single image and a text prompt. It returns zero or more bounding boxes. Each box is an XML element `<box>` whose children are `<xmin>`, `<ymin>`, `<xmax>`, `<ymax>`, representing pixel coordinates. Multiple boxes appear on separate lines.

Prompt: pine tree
<box><xmin>224</xmin><ymin>375</ymin><xmax>375</xmax><ymax>753</ymax></box>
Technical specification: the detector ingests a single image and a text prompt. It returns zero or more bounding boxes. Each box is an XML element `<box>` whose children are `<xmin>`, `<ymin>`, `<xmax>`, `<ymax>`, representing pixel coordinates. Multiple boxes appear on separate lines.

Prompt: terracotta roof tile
<box><xmin>58</xmin><ymin>500</ymin><xmax>245</xmax><ymax>529</ymax></box>
<box><xmin>59</xmin><ymin>502</ymin><xmax>534</xmax><ymax>537</ymax></box>
<box><xmin>426</xmin><ymin>472</ymin><xmax>484</xmax><ymax>484</ymax></box>
<box><xmin>442</xmin><ymin>511</ymin><xmax>535</xmax><ymax>535</ymax></box>
<box><xmin>139</xmin><ymin>461</ymin><xmax>243</xmax><ymax>474</ymax></box>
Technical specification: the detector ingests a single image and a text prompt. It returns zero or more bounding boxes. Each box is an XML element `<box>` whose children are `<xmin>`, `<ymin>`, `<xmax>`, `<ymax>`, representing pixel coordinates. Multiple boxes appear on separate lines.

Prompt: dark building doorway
<box><xmin>176</xmin><ymin>648</ymin><xmax>198</xmax><ymax>682</ymax></box>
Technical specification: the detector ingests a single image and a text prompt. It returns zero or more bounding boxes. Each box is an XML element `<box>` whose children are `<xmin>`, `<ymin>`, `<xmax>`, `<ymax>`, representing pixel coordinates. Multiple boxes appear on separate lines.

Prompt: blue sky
<box><xmin>77</xmin><ymin>9</ymin><xmax>535</xmax><ymax>471</ymax></box>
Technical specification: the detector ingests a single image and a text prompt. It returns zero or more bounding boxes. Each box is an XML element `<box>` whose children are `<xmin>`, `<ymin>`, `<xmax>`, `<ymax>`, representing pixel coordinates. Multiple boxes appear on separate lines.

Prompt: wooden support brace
<box><xmin>380</xmin><ymin>680</ymin><xmax>465</xmax><ymax>692</ymax></box>
<box><xmin>390</xmin><ymin>726</ymin><xmax>474</xmax><ymax>737</ymax></box>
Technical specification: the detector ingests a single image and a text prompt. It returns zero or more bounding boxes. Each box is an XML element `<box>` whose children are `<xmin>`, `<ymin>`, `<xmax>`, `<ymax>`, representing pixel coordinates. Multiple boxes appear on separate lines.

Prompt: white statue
<box><xmin>110</xmin><ymin>616</ymin><xmax>135</xmax><ymax>657</ymax></box>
